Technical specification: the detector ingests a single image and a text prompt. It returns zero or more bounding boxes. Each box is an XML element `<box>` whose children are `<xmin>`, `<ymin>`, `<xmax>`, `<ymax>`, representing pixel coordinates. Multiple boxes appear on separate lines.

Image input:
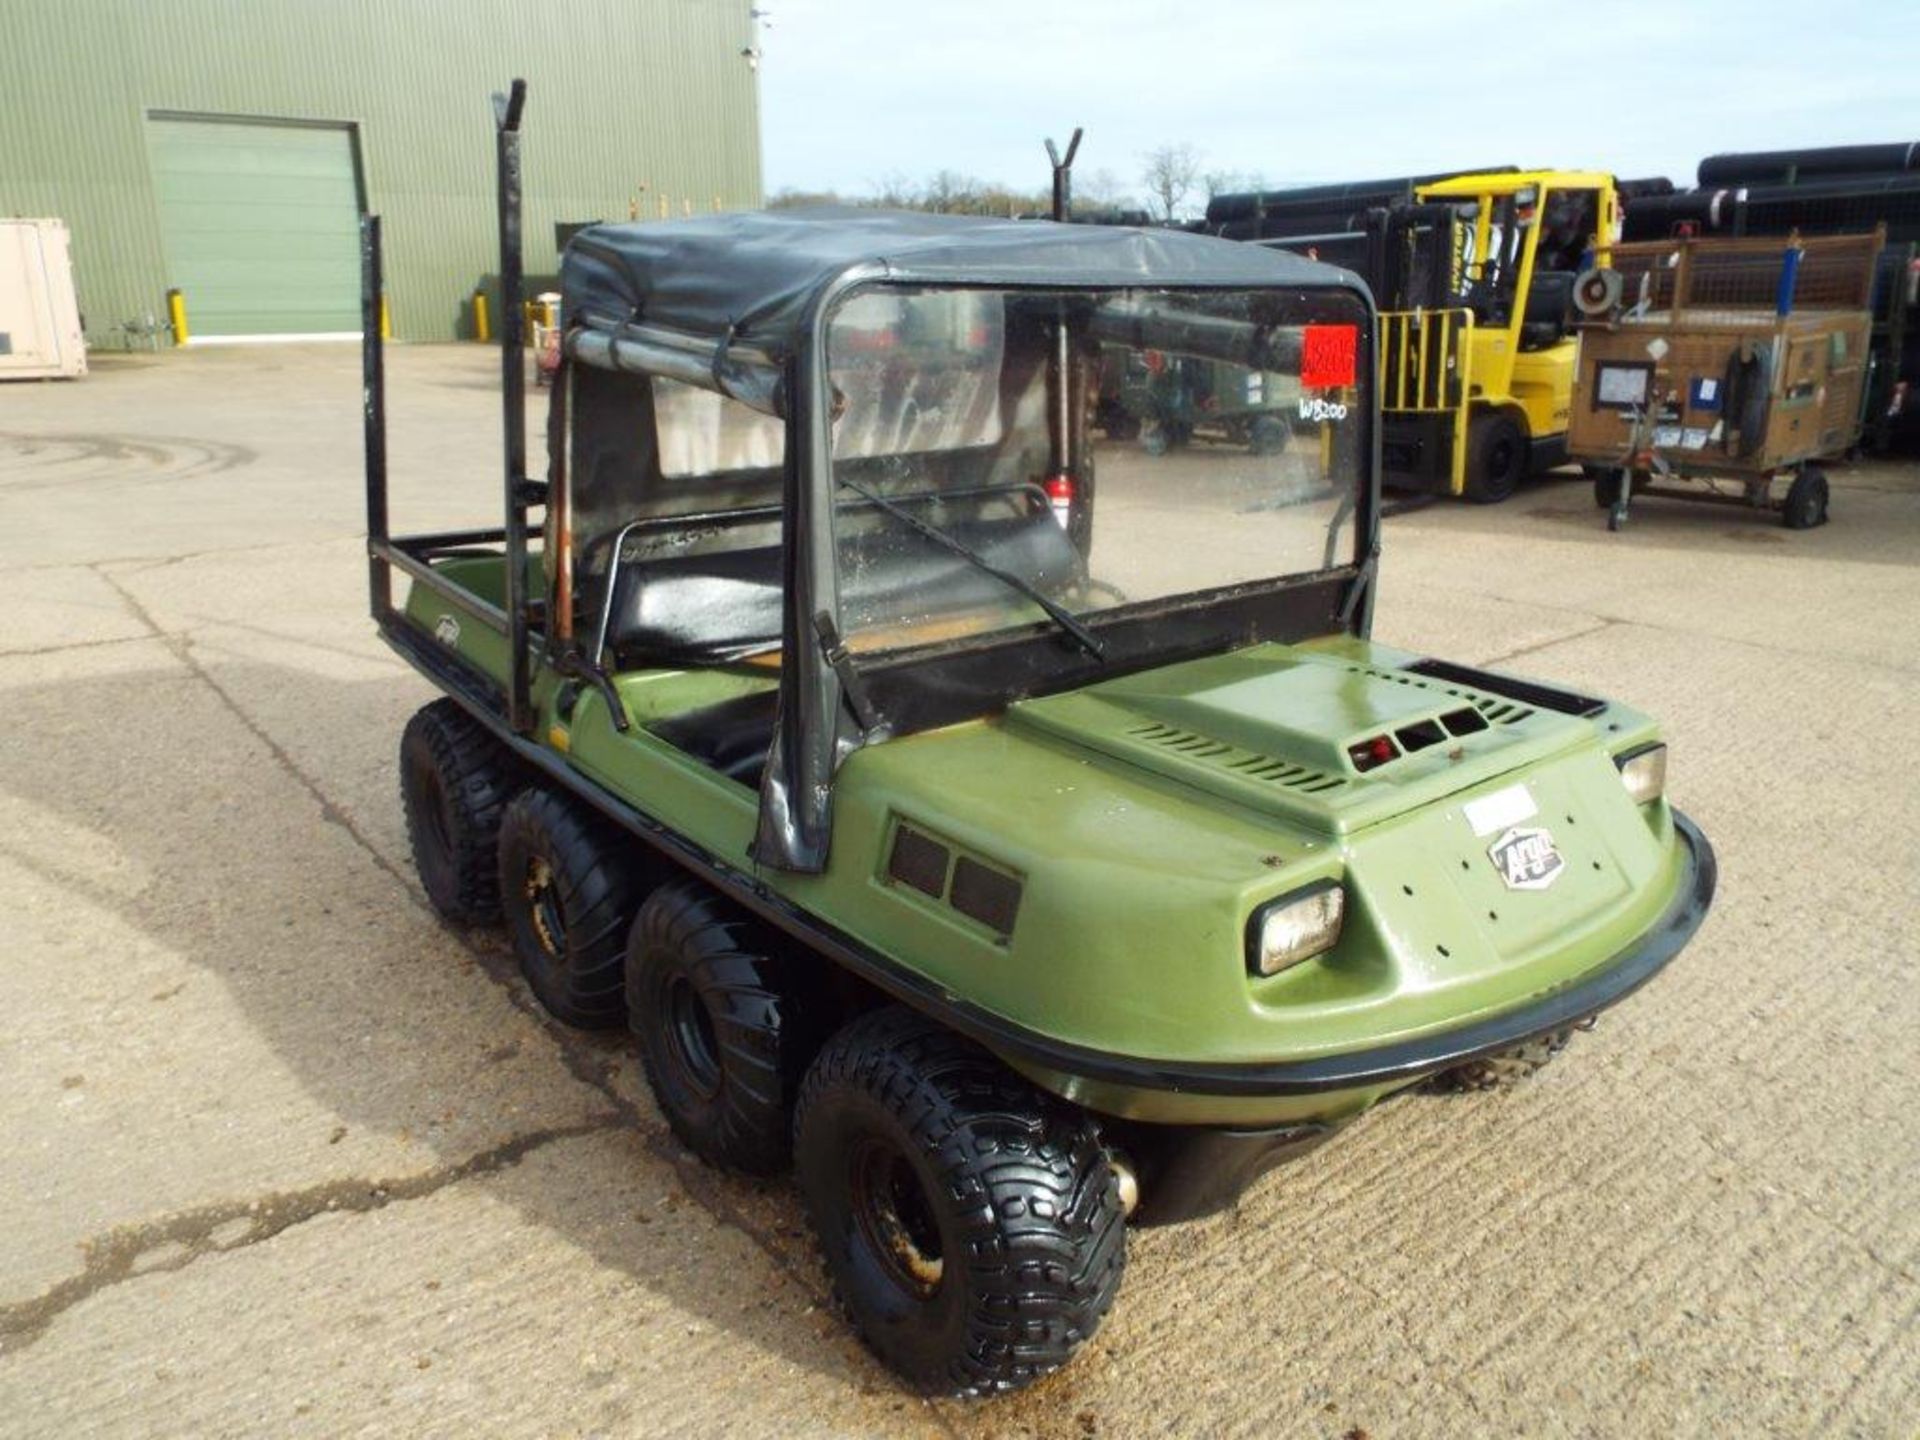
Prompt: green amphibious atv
<box><xmin>366</xmin><ymin>86</ymin><xmax>1715</xmax><ymax>1397</ymax></box>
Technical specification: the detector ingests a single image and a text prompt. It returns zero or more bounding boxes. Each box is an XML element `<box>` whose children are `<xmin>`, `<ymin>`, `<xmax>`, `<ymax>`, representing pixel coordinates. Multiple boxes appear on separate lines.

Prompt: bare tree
<box><xmin>1141</xmin><ymin>144</ymin><xmax>1201</xmax><ymax>222</ymax></box>
<box><xmin>766</xmin><ymin>186</ymin><xmax>846</xmax><ymax>210</ymax></box>
<box><xmin>767</xmin><ymin>171</ymin><xmax>1050</xmax><ymax>217</ymax></box>
<box><xmin>1078</xmin><ymin>167</ymin><xmax>1137</xmax><ymax>211</ymax></box>
<box><xmin>922</xmin><ymin>170</ymin><xmax>985</xmax><ymax>214</ymax></box>
<box><xmin>870</xmin><ymin>171</ymin><xmax>918</xmax><ymax>209</ymax></box>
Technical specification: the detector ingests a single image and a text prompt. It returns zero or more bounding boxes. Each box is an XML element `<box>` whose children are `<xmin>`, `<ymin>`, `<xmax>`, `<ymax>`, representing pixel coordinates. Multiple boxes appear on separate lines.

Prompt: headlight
<box><xmin>1248</xmin><ymin>882</ymin><xmax>1345</xmax><ymax>977</ymax></box>
<box><xmin>1615</xmin><ymin>743</ymin><xmax>1667</xmax><ymax>805</ymax></box>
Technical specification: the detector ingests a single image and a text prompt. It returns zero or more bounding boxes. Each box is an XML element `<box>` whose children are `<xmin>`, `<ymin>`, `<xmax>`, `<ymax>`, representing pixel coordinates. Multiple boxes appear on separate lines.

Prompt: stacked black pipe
<box><xmin>1201</xmin><ymin>169</ymin><xmax>1514</xmax><ymax>243</ymax></box>
<box><xmin>1621</xmin><ymin>141</ymin><xmax>1920</xmax><ymax>250</ymax></box>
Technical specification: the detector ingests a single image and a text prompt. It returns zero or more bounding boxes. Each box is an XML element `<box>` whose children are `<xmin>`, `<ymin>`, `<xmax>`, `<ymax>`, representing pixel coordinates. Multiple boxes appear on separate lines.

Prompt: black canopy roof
<box><xmin>562</xmin><ymin>207</ymin><xmax>1367</xmax><ymax>352</ymax></box>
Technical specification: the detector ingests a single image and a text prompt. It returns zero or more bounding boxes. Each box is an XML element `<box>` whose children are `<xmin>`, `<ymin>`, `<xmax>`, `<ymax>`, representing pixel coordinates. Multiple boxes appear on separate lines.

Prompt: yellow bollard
<box><xmin>472</xmin><ymin>290</ymin><xmax>491</xmax><ymax>343</ymax></box>
<box><xmin>167</xmin><ymin>288</ymin><xmax>188</xmax><ymax>346</ymax></box>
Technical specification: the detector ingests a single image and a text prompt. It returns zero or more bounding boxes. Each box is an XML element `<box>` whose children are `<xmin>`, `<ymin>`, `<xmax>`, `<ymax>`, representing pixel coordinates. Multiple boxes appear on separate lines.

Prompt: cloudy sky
<box><xmin>757</xmin><ymin>0</ymin><xmax>1914</xmax><ymax>204</ymax></box>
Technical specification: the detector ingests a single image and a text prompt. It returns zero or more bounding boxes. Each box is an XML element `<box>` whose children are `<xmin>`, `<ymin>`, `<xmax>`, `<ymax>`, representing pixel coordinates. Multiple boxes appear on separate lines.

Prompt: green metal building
<box><xmin>0</xmin><ymin>0</ymin><xmax>763</xmax><ymax>345</ymax></box>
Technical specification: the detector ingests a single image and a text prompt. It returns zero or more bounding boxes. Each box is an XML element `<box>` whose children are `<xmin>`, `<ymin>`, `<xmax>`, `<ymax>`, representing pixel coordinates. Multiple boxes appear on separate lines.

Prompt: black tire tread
<box><xmin>1464</xmin><ymin>411</ymin><xmax>1527</xmax><ymax>505</ymax></box>
<box><xmin>400</xmin><ymin>699</ymin><xmax>517</xmax><ymax>924</ymax></box>
<box><xmin>1782</xmin><ymin>466</ymin><xmax>1830</xmax><ymax>530</ymax></box>
<box><xmin>794</xmin><ymin>1007</ymin><xmax>1126</xmax><ymax>1397</ymax></box>
<box><xmin>630</xmin><ymin>882</ymin><xmax>815</xmax><ymax>1174</ymax></box>
<box><xmin>497</xmin><ymin>788</ymin><xmax>638</xmax><ymax>1027</ymax></box>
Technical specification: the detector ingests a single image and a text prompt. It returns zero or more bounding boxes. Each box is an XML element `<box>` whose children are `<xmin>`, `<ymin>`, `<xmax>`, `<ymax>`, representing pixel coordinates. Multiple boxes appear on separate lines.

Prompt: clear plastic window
<box><xmin>651</xmin><ymin>375</ymin><xmax>785</xmax><ymax>479</ymax></box>
<box><xmin>825</xmin><ymin>285</ymin><xmax>1365</xmax><ymax>654</ymax></box>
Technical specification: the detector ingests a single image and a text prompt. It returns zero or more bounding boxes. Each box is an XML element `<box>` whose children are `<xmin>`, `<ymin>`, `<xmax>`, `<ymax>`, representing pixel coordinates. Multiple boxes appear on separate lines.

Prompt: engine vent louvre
<box><xmin>1474</xmin><ymin>697</ymin><xmax>1536</xmax><ymax>726</ymax></box>
<box><xmin>1341</xmin><ymin>662</ymin><xmax>1538</xmax><ymax>725</ymax></box>
<box><xmin>1126</xmin><ymin>722</ymin><xmax>1349</xmax><ymax>794</ymax></box>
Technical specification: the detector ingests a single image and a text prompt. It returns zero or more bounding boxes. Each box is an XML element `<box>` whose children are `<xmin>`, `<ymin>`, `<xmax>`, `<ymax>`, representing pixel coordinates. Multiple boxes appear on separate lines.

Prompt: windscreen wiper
<box><xmin>836</xmin><ymin>477</ymin><xmax>1106</xmax><ymax>661</ymax></box>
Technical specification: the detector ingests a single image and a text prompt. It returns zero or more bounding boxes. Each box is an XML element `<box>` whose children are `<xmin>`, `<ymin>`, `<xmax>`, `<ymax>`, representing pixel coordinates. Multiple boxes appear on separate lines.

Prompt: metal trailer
<box><xmin>1566</xmin><ymin>229</ymin><xmax>1882</xmax><ymax>530</ymax></box>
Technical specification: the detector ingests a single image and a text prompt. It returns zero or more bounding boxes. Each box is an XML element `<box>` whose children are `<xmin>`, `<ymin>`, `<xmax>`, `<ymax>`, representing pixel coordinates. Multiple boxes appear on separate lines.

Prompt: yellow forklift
<box><xmin>1213</xmin><ymin>168</ymin><xmax>1620</xmax><ymax>501</ymax></box>
<box><xmin>1378</xmin><ymin>170</ymin><xmax>1620</xmax><ymax>501</ymax></box>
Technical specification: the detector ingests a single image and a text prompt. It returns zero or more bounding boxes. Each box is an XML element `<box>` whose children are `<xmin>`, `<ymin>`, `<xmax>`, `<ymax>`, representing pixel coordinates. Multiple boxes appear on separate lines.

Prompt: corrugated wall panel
<box><xmin>0</xmin><ymin>0</ymin><xmax>762</xmax><ymax>343</ymax></box>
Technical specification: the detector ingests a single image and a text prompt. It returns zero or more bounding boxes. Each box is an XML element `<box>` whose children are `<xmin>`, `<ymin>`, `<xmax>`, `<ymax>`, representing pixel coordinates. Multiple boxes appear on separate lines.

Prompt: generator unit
<box><xmin>0</xmin><ymin>219</ymin><xmax>87</xmax><ymax>381</ymax></box>
<box><xmin>1567</xmin><ymin>229</ymin><xmax>1881</xmax><ymax>529</ymax></box>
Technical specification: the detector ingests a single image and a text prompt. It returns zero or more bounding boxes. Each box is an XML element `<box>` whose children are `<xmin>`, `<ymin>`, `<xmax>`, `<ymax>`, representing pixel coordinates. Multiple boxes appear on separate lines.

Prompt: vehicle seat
<box><xmin>1519</xmin><ymin>270</ymin><xmax>1576</xmax><ymax>351</ymax></box>
<box><xmin>599</xmin><ymin>494</ymin><xmax>1084</xmax><ymax>670</ymax></box>
<box><xmin>648</xmin><ymin>687</ymin><xmax>780</xmax><ymax>790</ymax></box>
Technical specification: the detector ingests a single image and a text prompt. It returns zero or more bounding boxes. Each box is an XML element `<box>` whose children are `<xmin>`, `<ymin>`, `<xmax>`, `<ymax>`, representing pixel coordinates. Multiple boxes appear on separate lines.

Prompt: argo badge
<box><xmin>1488</xmin><ymin>826</ymin><xmax>1564</xmax><ymax>891</ymax></box>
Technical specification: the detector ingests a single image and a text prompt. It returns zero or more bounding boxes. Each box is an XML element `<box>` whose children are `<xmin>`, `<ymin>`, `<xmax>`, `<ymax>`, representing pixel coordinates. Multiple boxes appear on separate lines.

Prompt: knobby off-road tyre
<box><xmin>1464</xmin><ymin>412</ymin><xmax>1527</xmax><ymax>504</ymax></box>
<box><xmin>400</xmin><ymin>699</ymin><xmax>518</xmax><ymax>924</ymax></box>
<box><xmin>1428</xmin><ymin>1028</ymin><xmax>1576</xmax><ymax>1092</ymax></box>
<box><xmin>627</xmin><ymin>882</ymin><xmax>818</xmax><ymax>1174</ymax></box>
<box><xmin>497</xmin><ymin>789</ymin><xmax>640</xmax><ymax>1028</ymax></box>
<box><xmin>794</xmin><ymin>1007</ymin><xmax>1127</xmax><ymax>1397</ymax></box>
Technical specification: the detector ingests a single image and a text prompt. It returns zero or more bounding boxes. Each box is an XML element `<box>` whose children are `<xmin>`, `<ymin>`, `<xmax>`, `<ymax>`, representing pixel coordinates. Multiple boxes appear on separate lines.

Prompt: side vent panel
<box><xmin>884</xmin><ymin>820</ymin><xmax>1024</xmax><ymax>941</ymax></box>
<box><xmin>887</xmin><ymin>825</ymin><xmax>950</xmax><ymax>898</ymax></box>
<box><xmin>949</xmin><ymin>857</ymin><xmax>1023</xmax><ymax>936</ymax></box>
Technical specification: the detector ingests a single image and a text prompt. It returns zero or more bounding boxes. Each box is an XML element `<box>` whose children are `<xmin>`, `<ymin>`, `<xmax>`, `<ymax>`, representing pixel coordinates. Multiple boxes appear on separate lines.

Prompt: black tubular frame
<box><xmin>494</xmin><ymin>78</ymin><xmax>535</xmax><ymax>733</ymax></box>
<box><xmin>363</xmin><ymin>80</ymin><xmax>534</xmax><ymax>731</ymax></box>
<box><xmin>361</xmin><ymin>213</ymin><xmax>389</xmax><ymax>619</ymax></box>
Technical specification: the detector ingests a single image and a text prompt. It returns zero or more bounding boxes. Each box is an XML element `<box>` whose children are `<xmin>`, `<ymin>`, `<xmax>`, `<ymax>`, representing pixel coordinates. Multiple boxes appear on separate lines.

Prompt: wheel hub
<box><xmin>664</xmin><ymin>975</ymin><xmax>723</xmax><ymax>1100</ymax></box>
<box><xmin>524</xmin><ymin>856</ymin><xmax>564</xmax><ymax>957</ymax></box>
<box><xmin>851</xmin><ymin>1140</ymin><xmax>944</xmax><ymax>1298</ymax></box>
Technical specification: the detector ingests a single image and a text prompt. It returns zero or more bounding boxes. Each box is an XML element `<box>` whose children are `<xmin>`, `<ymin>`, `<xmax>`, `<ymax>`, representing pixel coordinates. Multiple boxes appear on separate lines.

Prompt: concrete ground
<box><xmin>1</xmin><ymin>344</ymin><xmax>1915</xmax><ymax>1439</ymax></box>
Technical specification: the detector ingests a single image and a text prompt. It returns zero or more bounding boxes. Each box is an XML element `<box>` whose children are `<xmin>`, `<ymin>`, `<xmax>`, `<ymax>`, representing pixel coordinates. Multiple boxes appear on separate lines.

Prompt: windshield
<box><xmin>826</xmin><ymin>284</ymin><xmax>1367</xmax><ymax>657</ymax></box>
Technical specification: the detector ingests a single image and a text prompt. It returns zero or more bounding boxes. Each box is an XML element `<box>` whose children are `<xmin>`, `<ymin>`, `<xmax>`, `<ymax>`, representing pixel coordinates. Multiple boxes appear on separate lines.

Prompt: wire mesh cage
<box><xmin>1604</xmin><ymin>228</ymin><xmax>1883</xmax><ymax>327</ymax></box>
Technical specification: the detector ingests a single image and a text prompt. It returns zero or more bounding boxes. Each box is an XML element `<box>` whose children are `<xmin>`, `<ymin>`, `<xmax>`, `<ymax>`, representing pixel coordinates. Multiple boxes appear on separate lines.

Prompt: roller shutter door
<box><xmin>147</xmin><ymin>117</ymin><xmax>360</xmax><ymax>339</ymax></box>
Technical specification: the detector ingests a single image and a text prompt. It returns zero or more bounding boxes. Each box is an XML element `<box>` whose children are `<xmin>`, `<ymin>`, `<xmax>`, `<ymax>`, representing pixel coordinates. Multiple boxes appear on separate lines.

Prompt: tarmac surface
<box><xmin>1</xmin><ymin>343</ymin><xmax>1915</xmax><ymax>1438</ymax></box>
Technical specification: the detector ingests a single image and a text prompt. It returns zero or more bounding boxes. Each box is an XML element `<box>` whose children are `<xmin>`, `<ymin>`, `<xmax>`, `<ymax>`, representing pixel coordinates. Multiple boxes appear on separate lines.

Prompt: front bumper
<box><xmin>1009</xmin><ymin>809</ymin><xmax>1715</xmax><ymax>1112</ymax></box>
<box><xmin>1095</xmin><ymin>810</ymin><xmax>1714</xmax><ymax>1223</ymax></box>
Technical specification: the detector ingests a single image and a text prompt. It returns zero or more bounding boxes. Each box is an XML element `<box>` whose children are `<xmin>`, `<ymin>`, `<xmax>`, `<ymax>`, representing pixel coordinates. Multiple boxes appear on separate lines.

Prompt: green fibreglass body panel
<box><xmin>402</xmin><ymin>561</ymin><xmax>1684</xmax><ymax>1125</ymax></box>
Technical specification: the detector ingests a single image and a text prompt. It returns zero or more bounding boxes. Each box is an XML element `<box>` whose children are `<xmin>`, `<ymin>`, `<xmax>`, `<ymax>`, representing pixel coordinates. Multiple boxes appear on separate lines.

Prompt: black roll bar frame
<box><xmin>364</xmin><ymin>79</ymin><xmax>546</xmax><ymax>735</ymax></box>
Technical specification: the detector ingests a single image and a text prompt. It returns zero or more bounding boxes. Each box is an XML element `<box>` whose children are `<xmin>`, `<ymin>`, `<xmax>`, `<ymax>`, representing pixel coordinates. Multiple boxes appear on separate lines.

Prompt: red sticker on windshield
<box><xmin>1301</xmin><ymin>324</ymin><xmax>1358</xmax><ymax>389</ymax></box>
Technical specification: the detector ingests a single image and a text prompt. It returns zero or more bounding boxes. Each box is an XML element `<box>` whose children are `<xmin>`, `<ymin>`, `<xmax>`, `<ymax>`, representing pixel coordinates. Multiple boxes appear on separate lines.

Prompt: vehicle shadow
<box><xmin>0</xmin><ymin>648</ymin><xmax>892</xmax><ymax>1396</ymax></box>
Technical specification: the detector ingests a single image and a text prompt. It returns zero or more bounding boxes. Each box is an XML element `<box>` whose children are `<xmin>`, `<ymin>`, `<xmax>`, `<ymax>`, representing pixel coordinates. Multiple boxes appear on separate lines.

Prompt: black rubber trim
<box><xmin>1404</xmin><ymin>656</ymin><xmax>1609</xmax><ymax>718</ymax></box>
<box><xmin>381</xmin><ymin>615</ymin><xmax>1713</xmax><ymax>1100</ymax></box>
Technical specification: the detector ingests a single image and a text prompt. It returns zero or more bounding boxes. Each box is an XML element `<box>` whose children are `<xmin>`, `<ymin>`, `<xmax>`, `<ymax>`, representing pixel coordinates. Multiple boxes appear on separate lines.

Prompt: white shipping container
<box><xmin>0</xmin><ymin>219</ymin><xmax>87</xmax><ymax>380</ymax></box>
